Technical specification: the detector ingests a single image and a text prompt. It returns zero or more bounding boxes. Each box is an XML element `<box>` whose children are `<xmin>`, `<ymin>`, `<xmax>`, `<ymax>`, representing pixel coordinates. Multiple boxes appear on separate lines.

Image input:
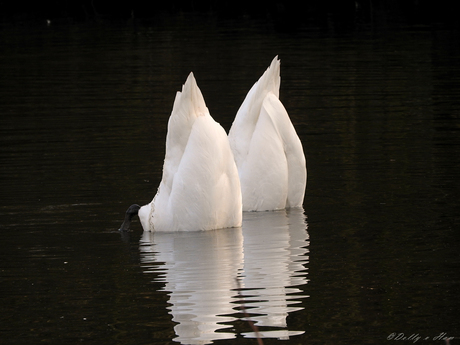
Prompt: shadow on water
<box><xmin>139</xmin><ymin>208</ymin><xmax>309</xmax><ymax>345</ymax></box>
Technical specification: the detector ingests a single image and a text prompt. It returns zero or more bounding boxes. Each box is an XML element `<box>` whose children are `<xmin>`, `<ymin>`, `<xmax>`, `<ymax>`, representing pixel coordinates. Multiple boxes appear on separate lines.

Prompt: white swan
<box><xmin>120</xmin><ymin>73</ymin><xmax>242</xmax><ymax>232</ymax></box>
<box><xmin>228</xmin><ymin>56</ymin><xmax>307</xmax><ymax>211</ymax></box>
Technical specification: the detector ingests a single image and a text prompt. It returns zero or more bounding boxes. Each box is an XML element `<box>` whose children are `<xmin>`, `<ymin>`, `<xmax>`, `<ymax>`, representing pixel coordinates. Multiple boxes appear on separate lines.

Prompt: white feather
<box><xmin>228</xmin><ymin>56</ymin><xmax>306</xmax><ymax>211</ymax></box>
<box><xmin>139</xmin><ymin>73</ymin><xmax>242</xmax><ymax>231</ymax></box>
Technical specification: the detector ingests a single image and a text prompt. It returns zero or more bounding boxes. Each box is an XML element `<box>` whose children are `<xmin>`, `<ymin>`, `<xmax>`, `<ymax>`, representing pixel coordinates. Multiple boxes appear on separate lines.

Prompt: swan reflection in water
<box><xmin>139</xmin><ymin>208</ymin><xmax>309</xmax><ymax>344</ymax></box>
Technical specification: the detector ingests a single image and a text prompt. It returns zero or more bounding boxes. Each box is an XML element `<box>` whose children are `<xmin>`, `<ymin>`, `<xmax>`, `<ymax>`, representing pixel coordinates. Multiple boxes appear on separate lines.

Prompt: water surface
<box><xmin>1</xmin><ymin>15</ymin><xmax>459</xmax><ymax>344</ymax></box>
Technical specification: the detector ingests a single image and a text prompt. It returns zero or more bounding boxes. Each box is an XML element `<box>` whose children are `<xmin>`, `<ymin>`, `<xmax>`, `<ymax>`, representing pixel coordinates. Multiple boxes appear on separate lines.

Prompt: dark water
<box><xmin>1</xmin><ymin>14</ymin><xmax>459</xmax><ymax>345</ymax></box>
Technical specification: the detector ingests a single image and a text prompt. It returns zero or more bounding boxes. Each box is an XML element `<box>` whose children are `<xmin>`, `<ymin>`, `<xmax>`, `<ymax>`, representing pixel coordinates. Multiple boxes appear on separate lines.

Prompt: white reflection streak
<box><xmin>140</xmin><ymin>228</ymin><xmax>243</xmax><ymax>344</ymax></box>
<box><xmin>139</xmin><ymin>208</ymin><xmax>309</xmax><ymax>344</ymax></box>
<box><xmin>239</xmin><ymin>208</ymin><xmax>309</xmax><ymax>339</ymax></box>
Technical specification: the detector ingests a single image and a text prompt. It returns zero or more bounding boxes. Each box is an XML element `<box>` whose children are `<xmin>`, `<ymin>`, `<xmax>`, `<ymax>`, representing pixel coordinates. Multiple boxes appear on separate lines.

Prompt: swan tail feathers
<box><xmin>229</xmin><ymin>56</ymin><xmax>282</xmax><ymax>165</ymax></box>
<box><xmin>262</xmin><ymin>93</ymin><xmax>306</xmax><ymax>207</ymax></box>
<box><xmin>172</xmin><ymin>72</ymin><xmax>208</xmax><ymax>121</ymax></box>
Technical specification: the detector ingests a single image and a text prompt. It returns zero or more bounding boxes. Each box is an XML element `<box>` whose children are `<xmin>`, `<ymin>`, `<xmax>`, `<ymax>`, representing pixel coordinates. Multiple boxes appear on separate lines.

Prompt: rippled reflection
<box><xmin>140</xmin><ymin>208</ymin><xmax>309</xmax><ymax>344</ymax></box>
<box><xmin>238</xmin><ymin>208</ymin><xmax>309</xmax><ymax>340</ymax></box>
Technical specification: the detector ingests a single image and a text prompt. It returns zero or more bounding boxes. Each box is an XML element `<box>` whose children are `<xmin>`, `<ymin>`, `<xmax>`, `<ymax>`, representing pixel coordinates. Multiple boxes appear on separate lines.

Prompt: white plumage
<box><xmin>136</xmin><ymin>73</ymin><xmax>242</xmax><ymax>231</ymax></box>
<box><xmin>228</xmin><ymin>56</ymin><xmax>306</xmax><ymax>211</ymax></box>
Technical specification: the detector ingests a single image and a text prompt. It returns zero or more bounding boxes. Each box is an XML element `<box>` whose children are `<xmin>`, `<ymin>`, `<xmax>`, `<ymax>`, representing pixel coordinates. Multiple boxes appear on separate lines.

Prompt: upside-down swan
<box><xmin>228</xmin><ymin>56</ymin><xmax>306</xmax><ymax>211</ymax></box>
<box><xmin>120</xmin><ymin>73</ymin><xmax>242</xmax><ymax>232</ymax></box>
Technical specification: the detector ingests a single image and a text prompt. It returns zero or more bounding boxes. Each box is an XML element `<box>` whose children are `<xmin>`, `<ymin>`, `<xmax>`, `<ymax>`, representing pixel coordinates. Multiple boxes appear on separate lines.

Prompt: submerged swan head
<box><xmin>119</xmin><ymin>204</ymin><xmax>141</xmax><ymax>231</ymax></box>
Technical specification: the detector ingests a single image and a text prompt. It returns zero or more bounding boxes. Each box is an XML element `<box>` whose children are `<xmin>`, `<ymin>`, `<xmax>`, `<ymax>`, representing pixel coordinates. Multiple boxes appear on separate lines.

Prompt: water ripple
<box><xmin>139</xmin><ymin>208</ymin><xmax>309</xmax><ymax>344</ymax></box>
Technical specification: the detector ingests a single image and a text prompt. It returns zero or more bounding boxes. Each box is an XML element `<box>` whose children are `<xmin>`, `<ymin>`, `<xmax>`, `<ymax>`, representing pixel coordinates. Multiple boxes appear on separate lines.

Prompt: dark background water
<box><xmin>1</xmin><ymin>5</ymin><xmax>459</xmax><ymax>345</ymax></box>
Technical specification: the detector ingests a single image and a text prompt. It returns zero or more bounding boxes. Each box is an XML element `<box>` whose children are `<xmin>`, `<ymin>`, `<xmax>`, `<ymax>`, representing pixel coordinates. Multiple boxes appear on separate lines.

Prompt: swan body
<box><xmin>228</xmin><ymin>56</ymin><xmax>306</xmax><ymax>211</ymax></box>
<box><xmin>122</xmin><ymin>73</ymin><xmax>242</xmax><ymax>232</ymax></box>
